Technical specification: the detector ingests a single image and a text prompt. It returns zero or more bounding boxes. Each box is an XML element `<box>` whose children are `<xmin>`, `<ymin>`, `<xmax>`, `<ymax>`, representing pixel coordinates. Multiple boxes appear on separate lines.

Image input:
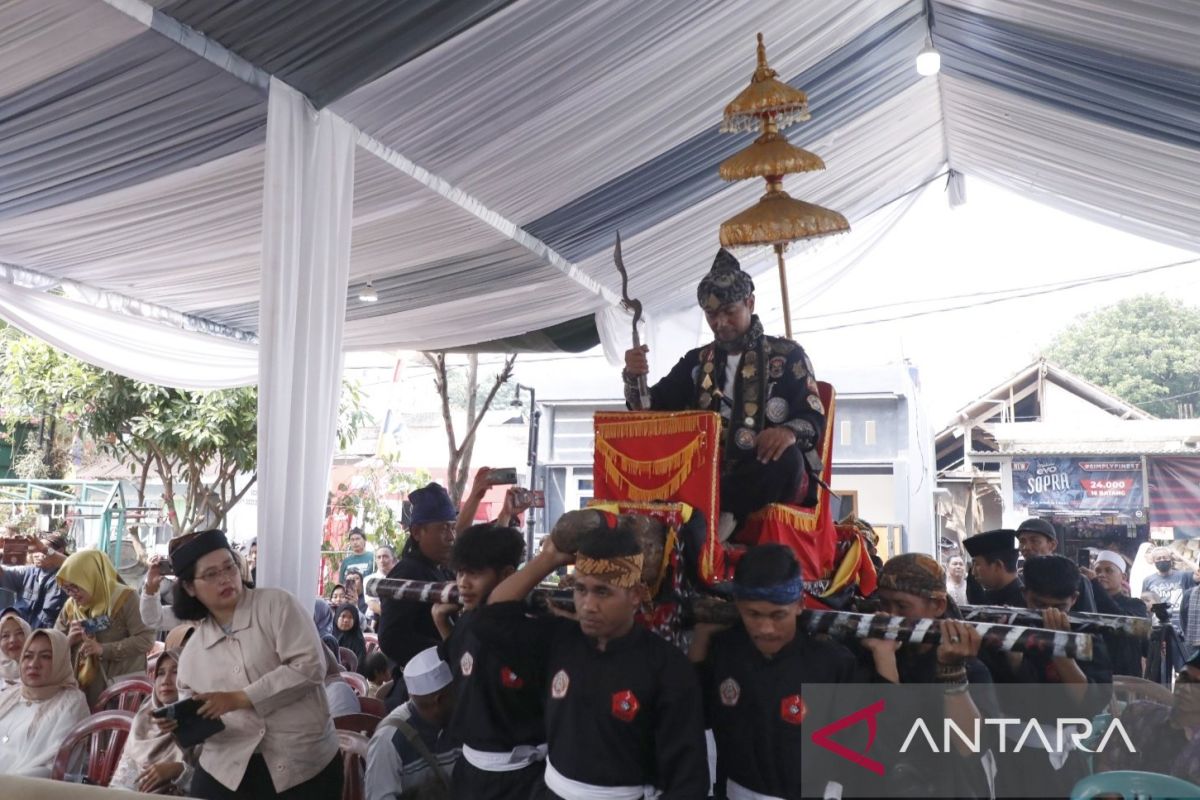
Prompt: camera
<box><xmin>511</xmin><ymin>489</ymin><xmax>545</xmax><ymax>509</ymax></box>
<box><xmin>487</xmin><ymin>467</ymin><xmax>518</xmax><ymax>485</ymax></box>
<box><xmin>80</xmin><ymin>615</ymin><xmax>112</xmax><ymax>637</ymax></box>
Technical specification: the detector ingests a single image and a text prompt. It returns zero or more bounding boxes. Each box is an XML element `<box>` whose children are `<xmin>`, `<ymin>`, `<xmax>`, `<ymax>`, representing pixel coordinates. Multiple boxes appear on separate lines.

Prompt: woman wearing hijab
<box><xmin>334</xmin><ymin>604</ymin><xmax>367</xmax><ymax>675</ymax></box>
<box><xmin>169</xmin><ymin>529</ymin><xmax>342</xmax><ymax>799</ymax></box>
<box><xmin>313</xmin><ymin>598</ymin><xmax>335</xmax><ymax>641</ymax></box>
<box><xmin>0</xmin><ymin>629</ymin><xmax>91</xmax><ymax>776</ymax></box>
<box><xmin>111</xmin><ymin>649</ymin><xmax>194</xmax><ymax>794</ymax></box>
<box><xmin>54</xmin><ymin>550</ymin><xmax>155</xmax><ymax>707</ymax></box>
<box><xmin>0</xmin><ymin>609</ymin><xmax>31</xmax><ymax>687</ymax></box>
<box><xmin>163</xmin><ymin>622</ymin><xmax>197</xmax><ymax>653</ymax></box>
<box><xmin>321</xmin><ymin>645</ymin><xmax>360</xmax><ymax>718</ymax></box>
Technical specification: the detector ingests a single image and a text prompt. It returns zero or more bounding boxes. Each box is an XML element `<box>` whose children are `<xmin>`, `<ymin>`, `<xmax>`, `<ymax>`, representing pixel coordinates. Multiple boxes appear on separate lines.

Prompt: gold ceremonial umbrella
<box><xmin>718</xmin><ymin>34</ymin><xmax>850</xmax><ymax>339</ymax></box>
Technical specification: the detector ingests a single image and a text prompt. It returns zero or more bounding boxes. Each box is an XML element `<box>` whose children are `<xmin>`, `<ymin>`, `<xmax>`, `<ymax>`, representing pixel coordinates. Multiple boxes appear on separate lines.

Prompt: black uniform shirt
<box><xmin>702</xmin><ymin>624</ymin><xmax>855</xmax><ymax>799</ymax></box>
<box><xmin>1099</xmin><ymin>592</ymin><xmax>1151</xmax><ymax>678</ymax></box>
<box><xmin>378</xmin><ymin>549</ymin><xmax>453</xmax><ymax>670</ymax></box>
<box><xmin>441</xmin><ymin>608</ymin><xmax>545</xmax><ymax>752</ymax></box>
<box><xmin>984</xmin><ymin>576</ymin><xmax>1025</xmax><ymax>608</ymax></box>
<box><xmin>475</xmin><ymin>601</ymin><xmax>709</xmax><ymax>798</ymax></box>
<box><xmin>641</xmin><ymin>335</ymin><xmax>825</xmax><ymax>462</ymax></box>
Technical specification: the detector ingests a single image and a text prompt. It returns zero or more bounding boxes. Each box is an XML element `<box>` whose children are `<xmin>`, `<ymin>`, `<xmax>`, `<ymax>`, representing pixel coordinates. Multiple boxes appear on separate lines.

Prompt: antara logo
<box><xmin>811</xmin><ymin>700</ymin><xmax>886</xmax><ymax>775</ymax></box>
<box><xmin>900</xmin><ymin>717</ymin><xmax>1137</xmax><ymax>755</ymax></box>
<box><xmin>811</xmin><ymin>702</ymin><xmax>1136</xmax><ymax>775</ymax></box>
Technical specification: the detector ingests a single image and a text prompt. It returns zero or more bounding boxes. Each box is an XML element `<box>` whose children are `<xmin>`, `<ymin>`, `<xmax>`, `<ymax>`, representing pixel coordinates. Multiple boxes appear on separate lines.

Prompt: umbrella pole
<box><xmin>775</xmin><ymin>243</ymin><xmax>793</xmax><ymax>339</ymax></box>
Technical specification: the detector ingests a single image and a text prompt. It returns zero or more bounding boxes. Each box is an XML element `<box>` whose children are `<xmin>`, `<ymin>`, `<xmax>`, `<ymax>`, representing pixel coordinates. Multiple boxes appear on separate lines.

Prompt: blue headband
<box><xmin>731</xmin><ymin>576</ymin><xmax>803</xmax><ymax>605</ymax></box>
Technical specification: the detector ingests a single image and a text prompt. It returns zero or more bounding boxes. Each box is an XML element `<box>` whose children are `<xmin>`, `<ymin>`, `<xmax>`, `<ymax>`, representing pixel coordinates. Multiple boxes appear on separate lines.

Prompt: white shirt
<box><xmin>0</xmin><ymin>687</ymin><xmax>90</xmax><ymax>778</ymax></box>
<box><xmin>140</xmin><ymin>580</ymin><xmax>181</xmax><ymax>633</ymax></box>
<box><xmin>946</xmin><ymin>578</ymin><xmax>968</xmax><ymax>606</ymax></box>
<box><xmin>325</xmin><ymin>680</ymin><xmax>360</xmax><ymax>718</ymax></box>
<box><xmin>721</xmin><ymin>354</ymin><xmax>739</xmax><ymax>420</ymax></box>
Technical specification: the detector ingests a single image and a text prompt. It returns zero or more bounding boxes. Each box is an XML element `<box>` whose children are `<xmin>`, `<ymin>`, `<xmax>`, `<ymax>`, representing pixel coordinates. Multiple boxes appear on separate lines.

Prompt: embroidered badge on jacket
<box><xmin>611</xmin><ymin>689</ymin><xmax>640</xmax><ymax>722</ymax></box>
<box><xmin>735</xmin><ymin>428</ymin><xmax>756</xmax><ymax>450</ymax></box>
<box><xmin>460</xmin><ymin>652</ymin><xmax>474</xmax><ymax>677</ymax></box>
<box><xmin>551</xmin><ymin>669</ymin><xmax>570</xmax><ymax>699</ymax></box>
<box><xmin>781</xmin><ymin>694</ymin><xmax>806</xmax><ymax>725</ymax></box>
<box><xmin>766</xmin><ymin>396</ymin><xmax>789</xmax><ymax>423</ymax></box>
<box><xmin>500</xmin><ymin>666</ymin><xmax>525</xmax><ymax>689</ymax></box>
<box><xmin>719</xmin><ymin>677</ymin><xmax>741</xmax><ymax>707</ymax></box>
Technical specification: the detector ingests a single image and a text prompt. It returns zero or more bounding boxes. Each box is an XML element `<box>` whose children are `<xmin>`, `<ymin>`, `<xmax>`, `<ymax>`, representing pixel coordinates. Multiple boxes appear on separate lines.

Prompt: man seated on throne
<box><xmin>622</xmin><ymin>249</ymin><xmax>825</xmax><ymax>540</ymax></box>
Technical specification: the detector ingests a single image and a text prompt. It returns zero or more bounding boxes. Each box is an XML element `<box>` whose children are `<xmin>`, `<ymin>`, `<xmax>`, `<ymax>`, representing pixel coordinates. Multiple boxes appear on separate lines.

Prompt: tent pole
<box><xmin>775</xmin><ymin>244</ymin><xmax>793</xmax><ymax>340</ymax></box>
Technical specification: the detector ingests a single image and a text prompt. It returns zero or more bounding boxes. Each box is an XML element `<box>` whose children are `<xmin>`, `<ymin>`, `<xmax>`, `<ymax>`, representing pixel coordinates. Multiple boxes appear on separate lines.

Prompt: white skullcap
<box><xmin>1093</xmin><ymin>550</ymin><xmax>1128</xmax><ymax>573</ymax></box>
<box><xmin>403</xmin><ymin>646</ymin><xmax>452</xmax><ymax>697</ymax></box>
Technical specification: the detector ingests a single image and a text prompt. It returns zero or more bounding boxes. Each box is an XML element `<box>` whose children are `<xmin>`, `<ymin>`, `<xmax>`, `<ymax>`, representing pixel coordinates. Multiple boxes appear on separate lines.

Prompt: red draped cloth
<box><xmin>593</xmin><ymin>385</ymin><xmax>876</xmax><ymax>603</ymax></box>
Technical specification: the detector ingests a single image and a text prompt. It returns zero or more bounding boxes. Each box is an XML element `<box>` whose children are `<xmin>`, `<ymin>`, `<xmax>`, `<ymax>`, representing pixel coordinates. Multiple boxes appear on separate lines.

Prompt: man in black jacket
<box><xmin>476</xmin><ymin>523</ymin><xmax>709</xmax><ymax>799</ymax></box>
<box><xmin>963</xmin><ymin>529</ymin><xmax>1024</xmax><ymax>607</ymax></box>
<box><xmin>691</xmin><ymin>544</ymin><xmax>855</xmax><ymax>800</ymax></box>
<box><xmin>379</xmin><ymin>482</ymin><xmax>456</xmax><ymax>707</ymax></box>
<box><xmin>1015</xmin><ymin>517</ymin><xmax>1097</xmax><ymax>613</ymax></box>
<box><xmin>621</xmin><ymin>249</ymin><xmax>824</xmax><ymax>536</ymax></box>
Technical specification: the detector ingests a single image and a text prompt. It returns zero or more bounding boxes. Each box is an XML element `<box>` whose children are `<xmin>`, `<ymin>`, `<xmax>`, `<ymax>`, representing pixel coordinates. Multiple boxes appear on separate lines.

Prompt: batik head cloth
<box><xmin>697</xmin><ymin>249</ymin><xmax>754</xmax><ymax>311</ymax></box>
<box><xmin>575</xmin><ymin>553</ymin><xmax>645</xmax><ymax>589</ymax></box>
<box><xmin>877</xmin><ymin>553</ymin><xmax>947</xmax><ymax>600</ymax></box>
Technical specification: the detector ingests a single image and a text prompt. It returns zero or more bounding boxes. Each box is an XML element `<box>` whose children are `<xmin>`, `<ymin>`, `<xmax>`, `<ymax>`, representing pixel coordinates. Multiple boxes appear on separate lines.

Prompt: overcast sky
<box><xmin>750</xmin><ymin>176</ymin><xmax>1200</xmax><ymax>423</ymax></box>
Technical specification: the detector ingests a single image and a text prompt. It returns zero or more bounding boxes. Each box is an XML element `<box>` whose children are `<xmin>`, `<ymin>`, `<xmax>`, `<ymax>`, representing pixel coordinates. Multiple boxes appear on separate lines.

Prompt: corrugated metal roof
<box><xmin>973</xmin><ymin>446</ymin><xmax>1200</xmax><ymax>456</ymax></box>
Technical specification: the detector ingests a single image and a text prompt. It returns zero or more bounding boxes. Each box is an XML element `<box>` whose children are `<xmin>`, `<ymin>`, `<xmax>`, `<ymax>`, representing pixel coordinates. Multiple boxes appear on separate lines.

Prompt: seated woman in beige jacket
<box><xmin>54</xmin><ymin>550</ymin><xmax>155</xmax><ymax>707</ymax></box>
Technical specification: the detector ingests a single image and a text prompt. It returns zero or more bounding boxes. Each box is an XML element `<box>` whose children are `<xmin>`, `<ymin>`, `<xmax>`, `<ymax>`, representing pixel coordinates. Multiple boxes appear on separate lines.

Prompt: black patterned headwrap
<box><xmin>697</xmin><ymin>249</ymin><xmax>755</xmax><ymax>311</ymax></box>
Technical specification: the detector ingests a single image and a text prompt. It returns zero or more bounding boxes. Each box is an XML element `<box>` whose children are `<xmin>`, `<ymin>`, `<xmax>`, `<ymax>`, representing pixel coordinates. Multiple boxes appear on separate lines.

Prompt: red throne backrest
<box><xmin>593</xmin><ymin>409</ymin><xmax>721</xmax><ymax>545</ymax></box>
<box><xmin>593</xmin><ymin>384</ymin><xmax>837</xmax><ymax>585</ymax></box>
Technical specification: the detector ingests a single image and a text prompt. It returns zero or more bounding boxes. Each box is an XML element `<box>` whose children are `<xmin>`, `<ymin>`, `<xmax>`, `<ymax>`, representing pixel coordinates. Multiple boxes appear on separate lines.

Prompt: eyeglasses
<box><xmin>195</xmin><ymin>562</ymin><xmax>239</xmax><ymax>584</ymax></box>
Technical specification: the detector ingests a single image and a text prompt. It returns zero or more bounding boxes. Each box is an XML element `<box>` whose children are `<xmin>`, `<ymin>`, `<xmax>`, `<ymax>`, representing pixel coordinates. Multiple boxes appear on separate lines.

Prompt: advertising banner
<box><xmin>1011</xmin><ymin>457</ymin><xmax>1143</xmax><ymax>513</ymax></box>
<box><xmin>1148</xmin><ymin>456</ymin><xmax>1200</xmax><ymax>532</ymax></box>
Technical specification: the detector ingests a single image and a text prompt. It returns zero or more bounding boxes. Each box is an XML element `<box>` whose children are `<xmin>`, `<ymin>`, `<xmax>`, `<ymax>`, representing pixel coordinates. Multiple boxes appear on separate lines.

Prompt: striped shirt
<box><xmin>365</xmin><ymin>701</ymin><xmax>459</xmax><ymax>800</ymax></box>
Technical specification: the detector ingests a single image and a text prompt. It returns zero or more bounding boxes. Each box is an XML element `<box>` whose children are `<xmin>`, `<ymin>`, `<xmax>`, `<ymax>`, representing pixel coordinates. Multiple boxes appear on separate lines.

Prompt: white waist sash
<box><xmin>462</xmin><ymin>743</ymin><xmax>547</xmax><ymax>773</ymax></box>
<box><xmin>543</xmin><ymin>759</ymin><xmax>661</xmax><ymax>800</ymax></box>
<box><xmin>726</xmin><ymin>779</ymin><xmax>785</xmax><ymax>800</ymax></box>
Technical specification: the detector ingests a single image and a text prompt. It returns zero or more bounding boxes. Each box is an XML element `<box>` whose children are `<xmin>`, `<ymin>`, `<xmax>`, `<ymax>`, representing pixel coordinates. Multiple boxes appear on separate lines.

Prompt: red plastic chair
<box><xmin>334</xmin><ymin>712</ymin><xmax>382</xmax><ymax>736</ymax></box>
<box><xmin>363</xmin><ymin>633</ymin><xmax>379</xmax><ymax>655</ymax></box>
<box><xmin>337</xmin><ymin>729</ymin><xmax>369</xmax><ymax>800</ymax></box>
<box><xmin>94</xmin><ymin>677</ymin><xmax>154</xmax><ymax>713</ymax></box>
<box><xmin>51</xmin><ymin>709</ymin><xmax>134</xmax><ymax>786</ymax></box>
<box><xmin>340</xmin><ymin>671</ymin><xmax>369</xmax><ymax>697</ymax></box>
<box><xmin>339</xmin><ymin>647</ymin><xmax>359</xmax><ymax>672</ymax></box>
<box><xmin>359</xmin><ymin>696</ymin><xmax>387</xmax><ymax>717</ymax></box>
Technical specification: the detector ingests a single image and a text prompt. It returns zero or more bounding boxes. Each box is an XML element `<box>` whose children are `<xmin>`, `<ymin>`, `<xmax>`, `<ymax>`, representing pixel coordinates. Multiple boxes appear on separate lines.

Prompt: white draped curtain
<box><xmin>255</xmin><ymin>78</ymin><xmax>355</xmax><ymax>599</ymax></box>
<box><xmin>0</xmin><ymin>278</ymin><xmax>257</xmax><ymax>388</ymax></box>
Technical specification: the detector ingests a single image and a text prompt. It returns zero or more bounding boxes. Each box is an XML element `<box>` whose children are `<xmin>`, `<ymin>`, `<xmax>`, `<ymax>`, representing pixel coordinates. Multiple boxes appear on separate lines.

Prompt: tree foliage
<box><xmin>424</xmin><ymin>352</ymin><xmax>517</xmax><ymax>506</ymax></box>
<box><xmin>0</xmin><ymin>331</ymin><xmax>370</xmax><ymax>533</ymax></box>
<box><xmin>1044</xmin><ymin>295</ymin><xmax>1200</xmax><ymax>418</ymax></box>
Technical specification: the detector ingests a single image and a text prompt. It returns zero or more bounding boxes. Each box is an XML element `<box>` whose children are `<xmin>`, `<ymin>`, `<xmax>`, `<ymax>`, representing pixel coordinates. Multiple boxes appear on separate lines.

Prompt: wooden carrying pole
<box><xmin>775</xmin><ymin>243</ymin><xmax>792</xmax><ymax>339</ymax></box>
